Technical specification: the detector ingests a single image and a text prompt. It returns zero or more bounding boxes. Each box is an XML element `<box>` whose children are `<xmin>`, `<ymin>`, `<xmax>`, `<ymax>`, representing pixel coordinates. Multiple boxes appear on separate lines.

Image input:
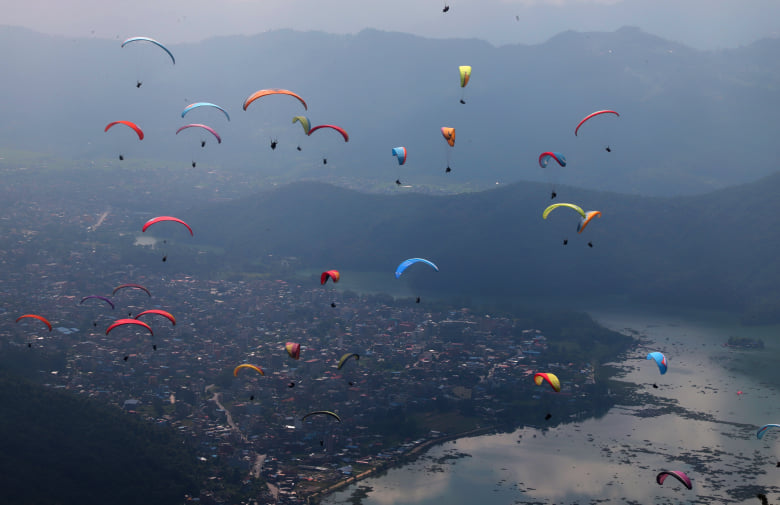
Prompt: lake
<box><xmin>322</xmin><ymin>304</ymin><xmax>780</xmax><ymax>505</ymax></box>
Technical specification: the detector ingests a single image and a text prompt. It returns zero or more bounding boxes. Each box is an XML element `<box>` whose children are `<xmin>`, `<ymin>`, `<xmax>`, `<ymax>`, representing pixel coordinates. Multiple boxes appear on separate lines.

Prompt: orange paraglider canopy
<box><xmin>243</xmin><ymin>89</ymin><xmax>307</xmax><ymax>111</ymax></box>
<box><xmin>16</xmin><ymin>314</ymin><xmax>52</xmax><ymax>332</ymax></box>
<box><xmin>441</xmin><ymin>127</ymin><xmax>455</xmax><ymax>147</ymax></box>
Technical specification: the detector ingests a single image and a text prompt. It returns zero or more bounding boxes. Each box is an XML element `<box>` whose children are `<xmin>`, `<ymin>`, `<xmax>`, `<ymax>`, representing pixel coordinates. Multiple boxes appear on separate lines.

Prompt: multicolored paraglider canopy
<box><xmin>575</xmin><ymin>110</ymin><xmax>619</xmax><ymax>136</ymax></box>
<box><xmin>182</xmin><ymin>102</ymin><xmax>230</xmax><ymax>121</ymax></box>
<box><xmin>459</xmin><ymin>66</ymin><xmax>471</xmax><ymax>87</ymax></box>
<box><xmin>321</xmin><ymin>270</ymin><xmax>340</xmax><ymax>284</ymax></box>
<box><xmin>392</xmin><ymin>147</ymin><xmax>407</xmax><ymax>165</ymax></box>
<box><xmin>234</xmin><ymin>364</ymin><xmax>265</xmax><ymax>376</ymax></box>
<box><xmin>656</xmin><ymin>470</ymin><xmax>692</xmax><ymax>490</ymax></box>
<box><xmin>286</xmin><ymin>342</ymin><xmax>301</xmax><ymax>360</ymax></box>
<box><xmin>337</xmin><ymin>353</ymin><xmax>360</xmax><ymax>370</ymax></box>
<box><xmin>539</xmin><ymin>152</ymin><xmax>566</xmax><ymax>168</ymax></box>
<box><xmin>647</xmin><ymin>351</ymin><xmax>668</xmax><ymax>375</ymax></box>
<box><xmin>534</xmin><ymin>372</ymin><xmax>561</xmax><ymax>392</ymax></box>
<box><xmin>757</xmin><ymin>424</ymin><xmax>780</xmax><ymax>440</ymax></box>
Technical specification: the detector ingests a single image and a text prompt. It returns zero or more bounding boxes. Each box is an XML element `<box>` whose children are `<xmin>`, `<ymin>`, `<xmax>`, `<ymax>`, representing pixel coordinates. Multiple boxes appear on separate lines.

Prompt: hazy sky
<box><xmin>3</xmin><ymin>0</ymin><xmax>778</xmax><ymax>49</ymax></box>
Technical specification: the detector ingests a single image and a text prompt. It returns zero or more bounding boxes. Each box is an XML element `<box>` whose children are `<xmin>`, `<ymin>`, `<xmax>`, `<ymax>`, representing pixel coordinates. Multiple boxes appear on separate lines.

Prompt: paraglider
<box><xmin>337</xmin><ymin>353</ymin><xmax>359</xmax><ymax>370</ymax></box>
<box><xmin>542</xmin><ymin>203</ymin><xmax>601</xmax><ymax>234</ymax></box>
<box><xmin>443</xmin><ymin>4</ymin><xmax>450</xmax><ymax>12</ymax></box>
<box><xmin>538</xmin><ymin>152</ymin><xmax>566</xmax><ymax>169</ymax></box>
<box><xmin>286</xmin><ymin>342</ymin><xmax>301</xmax><ymax>360</ymax></box>
<box><xmin>647</xmin><ymin>351</ymin><xmax>668</xmax><ymax>375</ymax></box>
<box><xmin>575</xmin><ymin>110</ymin><xmax>619</xmax><ymax>136</ymax></box>
<box><xmin>395</xmin><ymin>258</ymin><xmax>439</xmax><ymax>279</ymax></box>
<box><xmin>302</xmin><ymin>411</ymin><xmax>341</xmax><ymax>423</ymax></box>
<box><xmin>292</xmin><ymin>116</ymin><xmax>312</xmax><ymax>135</ymax></box>
<box><xmin>105</xmin><ymin>121</ymin><xmax>144</xmax><ymax>141</ymax></box>
<box><xmin>321</xmin><ymin>270</ymin><xmax>340</xmax><ymax>307</ymax></box>
<box><xmin>321</xmin><ymin>270</ymin><xmax>340</xmax><ymax>285</ymax></box>
<box><xmin>656</xmin><ymin>470</ymin><xmax>692</xmax><ymax>490</ymax></box>
<box><xmin>392</xmin><ymin>147</ymin><xmax>407</xmax><ymax>184</ymax></box>
<box><xmin>539</xmin><ymin>152</ymin><xmax>567</xmax><ymax>199</ymax></box>
<box><xmin>459</xmin><ymin>65</ymin><xmax>471</xmax><ymax>104</ymax></box>
<box><xmin>392</xmin><ymin>147</ymin><xmax>407</xmax><ymax>165</ymax></box>
<box><xmin>441</xmin><ymin>127</ymin><xmax>455</xmax><ymax>172</ymax></box>
<box><xmin>534</xmin><ymin>372</ymin><xmax>561</xmax><ymax>392</ymax></box>
<box><xmin>142</xmin><ymin>216</ymin><xmax>193</xmax><ymax>236</ymax></box>
<box><xmin>113</xmin><ymin>283</ymin><xmax>151</xmax><ymax>298</ymax></box>
<box><xmin>270</xmin><ymin>138</ymin><xmax>278</xmax><ymax>150</ymax></box>
<box><xmin>121</xmin><ymin>37</ymin><xmax>175</xmax><ymax>65</ymax></box>
<box><xmin>309</xmin><ymin>124</ymin><xmax>349</xmax><ymax>142</ymax></box>
<box><xmin>242</xmin><ymin>89</ymin><xmax>307</xmax><ymax>111</ymax></box>
<box><xmin>175</xmin><ymin>124</ymin><xmax>222</xmax><ymax>144</ymax></box>
<box><xmin>182</xmin><ymin>102</ymin><xmax>230</xmax><ymax>121</ymax></box>
<box><xmin>233</xmin><ymin>364</ymin><xmax>265</xmax><ymax>377</ymax></box>
<box><xmin>106</xmin><ymin>318</ymin><xmax>153</xmax><ymax>336</ymax></box>
<box><xmin>80</xmin><ymin>295</ymin><xmax>115</xmax><ymax>310</ymax></box>
<box><xmin>134</xmin><ymin>309</ymin><xmax>176</xmax><ymax>326</ymax></box>
<box><xmin>757</xmin><ymin>424</ymin><xmax>780</xmax><ymax>440</ymax></box>
<box><xmin>16</xmin><ymin>314</ymin><xmax>52</xmax><ymax>332</ymax></box>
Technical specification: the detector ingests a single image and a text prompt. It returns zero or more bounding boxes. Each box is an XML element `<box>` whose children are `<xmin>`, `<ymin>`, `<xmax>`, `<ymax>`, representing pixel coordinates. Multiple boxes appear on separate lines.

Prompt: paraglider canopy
<box><xmin>113</xmin><ymin>283</ymin><xmax>151</xmax><ymax>297</ymax></box>
<box><xmin>321</xmin><ymin>270</ymin><xmax>340</xmax><ymax>285</ymax></box>
<box><xmin>757</xmin><ymin>424</ymin><xmax>780</xmax><ymax>440</ymax></box>
<box><xmin>656</xmin><ymin>470</ymin><xmax>692</xmax><ymax>490</ymax></box>
<box><xmin>534</xmin><ymin>372</ymin><xmax>561</xmax><ymax>392</ymax></box>
<box><xmin>577</xmin><ymin>211</ymin><xmax>602</xmax><ymax>234</ymax></box>
<box><xmin>575</xmin><ymin>110</ymin><xmax>619</xmax><ymax>136</ymax></box>
<box><xmin>302</xmin><ymin>411</ymin><xmax>341</xmax><ymax>423</ymax></box>
<box><xmin>647</xmin><ymin>351</ymin><xmax>668</xmax><ymax>375</ymax></box>
<box><xmin>459</xmin><ymin>66</ymin><xmax>472</xmax><ymax>87</ymax></box>
<box><xmin>142</xmin><ymin>216</ymin><xmax>193</xmax><ymax>236</ymax></box>
<box><xmin>80</xmin><ymin>295</ymin><xmax>115</xmax><ymax>310</ymax></box>
<box><xmin>337</xmin><ymin>353</ymin><xmax>360</xmax><ymax>370</ymax></box>
<box><xmin>441</xmin><ymin>127</ymin><xmax>455</xmax><ymax>147</ymax></box>
<box><xmin>234</xmin><ymin>364</ymin><xmax>265</xmax><ymax>376</ymax></box>
<box><xmin>121</xmin><ymin>37</ymin><xmax>175</xmax><ymax>64</ymax></box>
<box><xmin>243</xmin><ymin>89</ymin><xmax>308</xmax><ymax>111</ymax></box>
<box><xmin>105</xmin><ymin>121</ymin><xmax>144</xmax><ymax>141</ymax></box>
<box><xmin>106</xmin><ymin>318</ymin><xmax>153</xmax><ymax>336</ymax></box>
<box><xmin>16</xmin><ymin>314</ymin><xmax>52</xmax><ymax>332</ymax></box>
<box><xmin>309</xmin><ymin>124</ymin><xmax>349</xmax><ymax>142</ymax></box>
<box><xmin>538</xmin><ymin>152</ymin><xmax>566</xmax><ymax>168</ymax></box>
<box><xmin>182</xmin><ymin>102</ymin><xmax>230</xmax><ymax>121</ymax></box>
<box><xmin>395</xmin><ymin>258</ymin><xmax>439</xmax><ymax>279</ymax></box>
<box><xmin>134</xmin><ymin>309</ymin><xmax>176</xmax><ymax>326</ymax></box>
<box><xmin>176</xmin><ymin>124</ymin><xmax>222</xmax><ymax>144</ymax></box>
<box><xmin>292</xmin><ymin>116</ymin><xmax>312</xmax><ymax>135</ymax></box>
<box><xmin>392</xmin><ymin>147</ymin><xmax>407</xmax><ymax>165</ymax></box>
<box><xmin>286</xmin><ymin>342</ymin><xmax>301</xmax><ymax>360</ymax></box>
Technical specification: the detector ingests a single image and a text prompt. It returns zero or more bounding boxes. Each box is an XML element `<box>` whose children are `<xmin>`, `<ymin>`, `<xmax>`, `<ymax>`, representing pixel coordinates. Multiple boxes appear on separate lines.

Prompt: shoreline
<box><xmin>304</xmin><ymin>426</ymin><xmax>496</xmax><ymax>505</ymax></box>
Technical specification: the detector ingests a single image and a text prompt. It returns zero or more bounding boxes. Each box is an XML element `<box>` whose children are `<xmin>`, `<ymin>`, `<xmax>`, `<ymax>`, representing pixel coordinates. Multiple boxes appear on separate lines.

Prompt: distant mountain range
<box><xmin>0</xmin><ymin>25</ymin><xmax>778</xmax><ymax>196</ymax></box>
<box><xmin>183</xmin><ymin>172</ymin><xmax>780</xmax><ymax>323</ymax></box>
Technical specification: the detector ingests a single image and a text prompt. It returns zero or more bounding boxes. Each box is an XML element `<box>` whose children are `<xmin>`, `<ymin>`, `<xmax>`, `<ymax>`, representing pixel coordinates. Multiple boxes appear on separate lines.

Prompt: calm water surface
<box><xmin>323</xmin><ymin>305</ymin><xmax>780</xmax><ymax>505</ymax></box>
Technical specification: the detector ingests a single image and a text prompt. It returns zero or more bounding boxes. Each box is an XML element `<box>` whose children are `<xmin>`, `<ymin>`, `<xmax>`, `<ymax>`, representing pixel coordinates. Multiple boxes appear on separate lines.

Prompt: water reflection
<box><xmin>324</xmin><ymin>307</ymin><xmax>780</xmax><ymax>505</ymax></box>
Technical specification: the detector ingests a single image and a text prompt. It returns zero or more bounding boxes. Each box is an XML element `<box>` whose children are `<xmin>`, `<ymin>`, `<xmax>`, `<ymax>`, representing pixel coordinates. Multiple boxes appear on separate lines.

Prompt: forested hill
<box><xmin>0</xmin><ymin>351</ymin><xmax>202</xmax><ymax>505</ymax></box>
<box><xmin>184</xmin><ymin>172</ymin><xmax>780</xmax><ymax>322</ymax></box>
